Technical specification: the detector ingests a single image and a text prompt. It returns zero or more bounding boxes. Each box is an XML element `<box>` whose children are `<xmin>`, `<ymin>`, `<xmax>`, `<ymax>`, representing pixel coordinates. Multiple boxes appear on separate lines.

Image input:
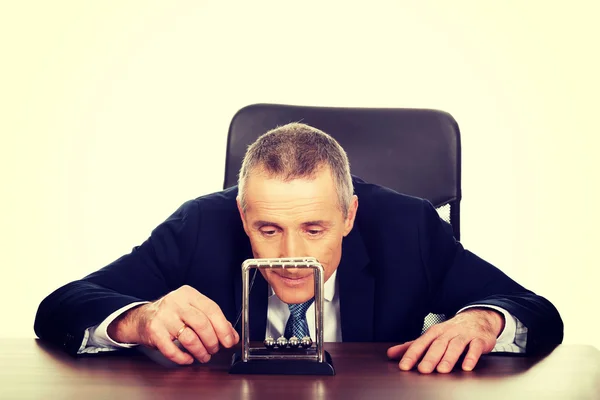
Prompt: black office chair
<box><xmin>223</xmin><ymin>103</ymin><xmax>462</xmax><ymax>333</ymax></box>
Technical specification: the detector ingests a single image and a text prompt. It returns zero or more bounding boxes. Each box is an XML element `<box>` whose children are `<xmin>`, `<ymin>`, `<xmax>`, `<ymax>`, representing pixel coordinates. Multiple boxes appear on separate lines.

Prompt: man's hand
<box><xmin>107</xmin><ymin>285</ymin><xmax>239</xmax><ymax>365</ymax></box>
<box><xmin>387</xmin><ymin>308</ymin><xmax>505</xmax><ymax>374</ymax></box>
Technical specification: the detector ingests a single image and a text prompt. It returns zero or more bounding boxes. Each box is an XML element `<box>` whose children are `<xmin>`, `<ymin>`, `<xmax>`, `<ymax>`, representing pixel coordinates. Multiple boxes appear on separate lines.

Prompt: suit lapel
<box><xmin>338</xmin><ymin>225</ymin><xmax>373</xmax><ymax>342</ymax></box>
<box><xmin>247</xmin><ymin>272</ymin><xmax>268</xmax><ymax>341</ymax></box>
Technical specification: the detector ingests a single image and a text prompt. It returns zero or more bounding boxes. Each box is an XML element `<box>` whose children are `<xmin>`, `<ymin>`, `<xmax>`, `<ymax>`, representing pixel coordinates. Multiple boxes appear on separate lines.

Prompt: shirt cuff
<box><xmin>78</xmin><ymin>301</ymin><xmax>149</xmax><ymax>354</ymax></box>
<box><xmin>456</xmin><ymin>304</ymin><xmax>526</xmax><ymax>353</ymax></box>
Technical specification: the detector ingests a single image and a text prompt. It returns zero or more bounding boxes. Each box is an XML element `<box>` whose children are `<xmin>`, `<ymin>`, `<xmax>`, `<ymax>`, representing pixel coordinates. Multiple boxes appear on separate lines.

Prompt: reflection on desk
<box><xmin>1</xmin><ymin>339</ymin><xmax>599</xmax><ymax>399</ymax></box>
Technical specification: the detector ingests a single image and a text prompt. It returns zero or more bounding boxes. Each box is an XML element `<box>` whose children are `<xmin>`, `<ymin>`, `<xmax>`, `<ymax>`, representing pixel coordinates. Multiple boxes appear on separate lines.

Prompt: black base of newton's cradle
<box><xmin>229</xmin><ymin>350</ymin><xmax>335</xmax><ymax>375</ymax></box>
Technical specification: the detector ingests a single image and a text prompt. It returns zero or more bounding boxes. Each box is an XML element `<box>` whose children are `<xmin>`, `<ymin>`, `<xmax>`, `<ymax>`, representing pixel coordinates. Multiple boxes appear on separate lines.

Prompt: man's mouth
<box><xmin>272</xmin><ymin>272</ymin><xmax>312</xmax><ymax>287</ymax></box>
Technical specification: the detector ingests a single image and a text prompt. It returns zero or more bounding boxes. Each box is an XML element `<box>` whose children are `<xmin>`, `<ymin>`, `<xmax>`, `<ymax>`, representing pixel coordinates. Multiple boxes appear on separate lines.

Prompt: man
<box><xmin>35</xmin><ymin>123</ymin><xmax>563</xmax><ymax>374</ymax></box>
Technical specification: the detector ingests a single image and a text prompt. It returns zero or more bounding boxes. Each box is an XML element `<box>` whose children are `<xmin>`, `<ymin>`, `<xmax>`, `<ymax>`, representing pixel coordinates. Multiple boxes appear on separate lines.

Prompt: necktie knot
<box><xmin>288</xmin><ymin>298</ymin><xmax>314</xmax><ymax>318</ymax></box>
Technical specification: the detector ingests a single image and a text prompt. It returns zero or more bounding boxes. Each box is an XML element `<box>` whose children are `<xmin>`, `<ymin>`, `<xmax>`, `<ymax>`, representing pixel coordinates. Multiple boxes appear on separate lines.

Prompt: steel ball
<box><xmin>276</xmin><ymin>336</ymin><xmax>288</xmax><ymax>349</ymax></box>
<box><xmin>263</xmin><ymin>336</ymin><xmax>275</xmax><ymax>350</ymax></box>
<box><xmin>300</xmin><ymin>336</ymin><xmax>313</xmax><ymax>349</ymax></box>
<box><xmin>288</xmin><ymin>336</ymin><xmax>300</xmax><ymax>349</ymax></box>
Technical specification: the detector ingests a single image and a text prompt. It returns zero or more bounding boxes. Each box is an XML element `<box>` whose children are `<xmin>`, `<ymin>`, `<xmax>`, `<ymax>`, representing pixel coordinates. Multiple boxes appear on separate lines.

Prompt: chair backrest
<box><xmin>224</xmin><ymin>103</ymin><xmax>462</xmax><ymax>240</ymax></box>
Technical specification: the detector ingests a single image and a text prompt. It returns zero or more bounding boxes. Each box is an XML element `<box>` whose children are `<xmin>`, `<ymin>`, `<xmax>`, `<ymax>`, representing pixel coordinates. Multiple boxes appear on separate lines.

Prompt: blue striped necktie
<box><xmin>284</xmin><ymin>298</ymin><xmax>315</xmax><ymax>338</ymax></box>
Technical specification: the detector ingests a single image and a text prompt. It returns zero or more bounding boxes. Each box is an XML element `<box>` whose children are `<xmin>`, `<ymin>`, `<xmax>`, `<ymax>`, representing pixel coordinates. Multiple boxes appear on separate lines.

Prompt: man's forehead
<box><xmin>243</xmin><ymin>183</ymin><xmax>340</xmax><ymax>221</ymax></box>
<box><xmin>246</xmin><ymin>171</ymin><xmax>335</xmax><ymax>199</ymax></box>
<box><xmin>245</xmin><ymin>196</ymin><xmax>337</xmax><ymax>215</ymax></box>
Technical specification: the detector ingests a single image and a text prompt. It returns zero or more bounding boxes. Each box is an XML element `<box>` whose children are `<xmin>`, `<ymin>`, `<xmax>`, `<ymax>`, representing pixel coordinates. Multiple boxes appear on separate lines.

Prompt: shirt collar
<box><xmin>268</xmin><ymin>269</ymin><xmax>337</xmax><ymax>302</ymax></box>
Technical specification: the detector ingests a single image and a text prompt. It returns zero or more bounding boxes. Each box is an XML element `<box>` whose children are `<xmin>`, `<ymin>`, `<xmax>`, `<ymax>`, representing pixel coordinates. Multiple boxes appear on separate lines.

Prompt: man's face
<box><xmin>237</xmin><ymin>166</ymin><xmax>358</xmax><ymax>304</ymax></box>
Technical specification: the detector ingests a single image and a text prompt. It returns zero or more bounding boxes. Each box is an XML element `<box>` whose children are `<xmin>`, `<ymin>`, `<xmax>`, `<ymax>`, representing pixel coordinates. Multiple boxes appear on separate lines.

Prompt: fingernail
<box><xmin>438</xmin><ymin>361</ymin><xmax>450</xmax><ymax>372</ymax></box>
<box><xmin>400</xmin><ymin>358</ymin><xmax>412</xmax><ymax>370</ymax></box>
<box><xmin>419</xmin><ymin>361</ymin><xmax>433</xmax><ymax>373</ymax></box>
<box><xmin>224</xmin><ymin>333</ymin><xmax>233</xmax><ymax>346</ymax></box>
<box><xmin>202</xmin><ymin>354</ymin><xmax>211</xmax><ymax>363</ymax></box>
<box><xmin>463</xmin><ymin>360</ymin><xmax>474</xmax><ymax>371</ymax></box>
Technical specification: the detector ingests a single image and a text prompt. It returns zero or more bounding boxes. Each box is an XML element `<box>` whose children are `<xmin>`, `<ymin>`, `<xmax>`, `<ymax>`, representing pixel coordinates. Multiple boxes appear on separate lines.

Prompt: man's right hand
<box><xmin>107</xmin><ymin>285</ymin><xmax>239</xmax><ymax>365</ymax></box>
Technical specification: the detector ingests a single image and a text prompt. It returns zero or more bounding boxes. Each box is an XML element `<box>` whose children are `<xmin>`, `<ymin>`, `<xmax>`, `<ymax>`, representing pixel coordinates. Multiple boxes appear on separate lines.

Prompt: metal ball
<box><xmin>276</xmin><ymin>336</ymin><xmax>288</xmax><ymax>349</ymax></box>
<box><xmin>263</xmin><ymin>336</ymin><xmax>276</xmax><ymax>350</ymax></box>
<box><xmin>288</xmin><ymin>336</ymin><xmax>300</xmax><ymax>349</ymax></box>
<box><xmin>300</xmin><ymin>336</ymin><xmax>313</xmax><ymax>349</ymax></box>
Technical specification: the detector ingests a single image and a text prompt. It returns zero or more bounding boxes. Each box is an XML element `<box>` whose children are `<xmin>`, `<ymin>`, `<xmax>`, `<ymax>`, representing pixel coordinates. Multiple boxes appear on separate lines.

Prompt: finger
<box><xmin>176</xmin><ymin>325</ymin><xmax>211</xmax><ymax>363</ymax></box>
<box><xmin>462</xmin><ymin>338</ymin><xmax>486</xmax><ymax>371</ymax></box>
<box><xmin>229</xmin><ymin>322</ymin><xmax>240</xmax><ymax>344</ymax></box>
<box><xmin>418</xmin><ymin>338</ymin><xmax>450</xmax><ymax>374</ymax></box>
<box><xmin>437</xmin><ymin>336</ymin><xmax>469</xmax><ymax>373</ymax></box>
<box><xmin>387</xmin><ymin>341</ymin><xmax>413</xmax><ymax>360</ymax></box>
<box><xmin>181</xmin><ymin>308</ymin><xmax>221</xmax><ymax>355</ymax></box>
<box><xmin>189</xmin><ymin>296</ymin><xmax>237</xmax><ymax>349</ymax></box>
<box><xmin>399</xmin><ymin>333</ymin><xmax>437</xmax><ymax>371</ymax></box>
<box><xmin>154</xmin><ymin>332</ymin><xmax>194</xmax><ymax>365</ymax></box>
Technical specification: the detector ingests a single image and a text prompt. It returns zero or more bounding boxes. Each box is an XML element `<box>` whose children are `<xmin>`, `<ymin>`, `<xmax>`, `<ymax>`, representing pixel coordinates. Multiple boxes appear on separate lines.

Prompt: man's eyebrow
<box><xmin>302</xmin><ymin>220</ymin><xmax>332</xmax><ymax>228</ymax></box>
<box><xmin>251</xmin><ymin>220</ymin><xmax>332</xmax><ymax>229</ymax></box>
<box><xmin>252</xmin><ymin>220</ymin><xmax>280</xmax><ymax>229</ymax></box>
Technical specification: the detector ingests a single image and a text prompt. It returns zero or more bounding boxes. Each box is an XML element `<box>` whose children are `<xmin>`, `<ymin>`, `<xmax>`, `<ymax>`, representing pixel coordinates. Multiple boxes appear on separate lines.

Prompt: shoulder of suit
<box><xmin>187</xmin><ymin>186</ymin><xmax>239</xmax><ymax>212</ymax></box>
<box><xmin>349</xmin><ymin>177</ymin><xmax>431</xmax><ymax>233</ymax></box>
<box><xmin>167</xmin><ymin>186</ymin><xmax>240</xmax><ymax>227</ymax></box>
<box><xmin>352</xmin><ymin>176</ymin><xmax>425</xmax><ymax>211</ymax></box>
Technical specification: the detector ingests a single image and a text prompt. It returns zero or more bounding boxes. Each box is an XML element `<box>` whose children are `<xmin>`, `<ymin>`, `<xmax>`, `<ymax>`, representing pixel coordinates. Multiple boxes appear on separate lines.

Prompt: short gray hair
<box><xmin>238</xmin><ymin>122</ymin><xmax>353</xmax><ymax>216</ymax></box>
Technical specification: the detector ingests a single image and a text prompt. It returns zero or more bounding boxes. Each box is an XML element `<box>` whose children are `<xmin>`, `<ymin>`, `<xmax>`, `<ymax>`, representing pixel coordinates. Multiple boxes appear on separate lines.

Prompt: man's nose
<box><xmin>280</xmin><ymin>232</ymin><xmax>306</xmax><ymax>258</ymax></box>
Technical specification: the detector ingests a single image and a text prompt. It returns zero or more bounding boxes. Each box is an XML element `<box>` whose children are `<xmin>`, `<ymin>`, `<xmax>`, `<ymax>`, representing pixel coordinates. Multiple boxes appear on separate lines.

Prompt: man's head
<box><xmin>237</xmin><ymin>123</ymin><xmax>358</xmax><ymax>304</ymax></box>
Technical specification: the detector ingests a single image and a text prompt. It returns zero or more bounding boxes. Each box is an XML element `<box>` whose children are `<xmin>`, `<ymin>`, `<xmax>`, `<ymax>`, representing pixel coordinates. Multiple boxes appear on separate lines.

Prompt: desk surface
<box><xmin>1</xmin><ymin>340</ymin><xmax>599</xmax><ymax>399</ymax></box>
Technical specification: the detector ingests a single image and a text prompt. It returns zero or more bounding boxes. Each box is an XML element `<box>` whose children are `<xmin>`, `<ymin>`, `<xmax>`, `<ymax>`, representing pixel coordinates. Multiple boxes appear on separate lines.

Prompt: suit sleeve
<box><xmin>34</xmin><ymin>200</ymin><xmax>201</xmax><ymax>355</ymax></box>
<box><xmin>419</xmin><ymin>199</ymin><xmax>563</xmax><ymax>354</ymax></box>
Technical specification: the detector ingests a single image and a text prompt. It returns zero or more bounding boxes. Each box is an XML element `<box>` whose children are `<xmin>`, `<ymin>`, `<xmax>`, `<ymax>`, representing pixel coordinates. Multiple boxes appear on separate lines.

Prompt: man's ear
<box><xmin>236</xmin><ymin>197</ymin><xmax>250</xmax><ymax>236</ymax></box>
<box><xmin>343</xmin><ymin>195</ymin><xmax>359</xmax><ymax>237</ymax></box>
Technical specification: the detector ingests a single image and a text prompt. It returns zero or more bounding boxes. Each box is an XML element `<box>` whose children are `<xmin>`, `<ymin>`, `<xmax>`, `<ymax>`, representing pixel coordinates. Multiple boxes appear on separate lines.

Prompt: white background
<box><xmin>1</xmin><ymin>1</ymin><xmax>598</xmax><ymax>349</ymax></box>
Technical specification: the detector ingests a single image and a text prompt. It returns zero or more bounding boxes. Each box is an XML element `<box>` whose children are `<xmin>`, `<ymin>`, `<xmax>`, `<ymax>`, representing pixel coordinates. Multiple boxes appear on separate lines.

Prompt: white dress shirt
<box><xmin>80</xmin><ymin>270</ymin><xmax>527</xmax><ymax>354</ymax></box>
<box><xmin>265</xmin><ymin>270</ymin><xmax>342</xmax><ymax>342</ymax></box>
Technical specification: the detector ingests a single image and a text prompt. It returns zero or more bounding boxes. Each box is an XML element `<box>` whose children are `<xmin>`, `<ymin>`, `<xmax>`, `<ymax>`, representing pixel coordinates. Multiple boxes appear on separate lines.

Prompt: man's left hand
<box><xmin>387</xmin><ymin>308</ymin><xmax>505</xmax><ymax>374</ymax></box>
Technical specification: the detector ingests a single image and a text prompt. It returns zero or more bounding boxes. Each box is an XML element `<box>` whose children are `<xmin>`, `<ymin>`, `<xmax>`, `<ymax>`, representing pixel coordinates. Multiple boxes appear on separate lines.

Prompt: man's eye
<box><xmin>307</xmin><ymin>229</ymin><xmax>323</xmax><ymax>236</ymax></box>
<box><xmin>261</xmin><ymin>229</ymin><xmax>277</xmax><ymax>236</ymax></box>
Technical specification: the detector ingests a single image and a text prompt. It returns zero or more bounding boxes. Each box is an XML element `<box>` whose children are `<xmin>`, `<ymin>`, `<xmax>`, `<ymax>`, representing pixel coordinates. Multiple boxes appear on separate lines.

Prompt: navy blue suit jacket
<box><xmin>35</xmin><ymin>178</ymin><xmax>563</xmax><ymax>355</ymax></box>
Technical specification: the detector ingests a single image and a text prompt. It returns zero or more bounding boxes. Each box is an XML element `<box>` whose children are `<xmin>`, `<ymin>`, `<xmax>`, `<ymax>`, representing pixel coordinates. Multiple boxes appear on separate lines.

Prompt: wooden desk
<box><xmin>1</xmin><ymin>340</ymin><xmax>599</xmax><ymax>399</ymax></box>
